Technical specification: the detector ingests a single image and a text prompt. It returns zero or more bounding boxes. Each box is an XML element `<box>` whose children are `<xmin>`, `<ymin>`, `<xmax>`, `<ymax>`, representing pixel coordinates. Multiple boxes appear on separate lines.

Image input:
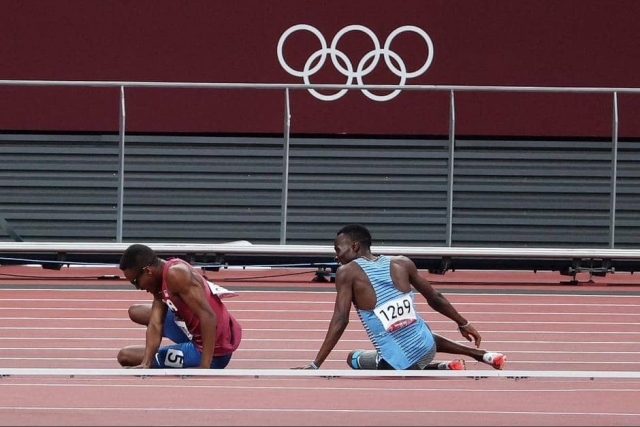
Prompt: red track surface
<box><xmin>0</xmin><ymin>265</ymin><xmax>639</xmax><ymax>426</ymax></box>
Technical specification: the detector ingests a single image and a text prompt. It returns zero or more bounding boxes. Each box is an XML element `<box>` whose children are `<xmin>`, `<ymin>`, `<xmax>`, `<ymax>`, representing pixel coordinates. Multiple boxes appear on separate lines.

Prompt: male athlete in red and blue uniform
<box><xmin>117</xmin><ymin>244</ymin><xmax>242</xmax><ymax>369</ymax></box>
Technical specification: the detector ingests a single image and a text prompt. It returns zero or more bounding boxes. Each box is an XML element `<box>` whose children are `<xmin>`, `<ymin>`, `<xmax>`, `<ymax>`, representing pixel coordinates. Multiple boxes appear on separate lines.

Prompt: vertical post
<box><xmin>280</xmin><ymin>88</ymin><xmax>291</xmax><ymax>244</ymax></box>
<box><xmin>446</xmin><ymin>90</ymin><xmax>456</xmax><ymax>247</ymax></box>
<box><xmin>609</xmin><ymin>91</ymin><xmax>619</xmax><ymax>248</ymax></box>
<box><xmin>116</xmin><ymin>86</ymin><xmax>126</xmax><ymax>243</ymax></box>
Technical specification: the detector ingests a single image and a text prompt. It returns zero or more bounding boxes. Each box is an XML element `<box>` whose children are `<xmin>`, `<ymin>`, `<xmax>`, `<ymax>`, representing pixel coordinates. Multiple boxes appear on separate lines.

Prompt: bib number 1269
<box><xmin>375</xmin><ymin>294</ymin><xmax>417</xmax><ymax>332</ymax></box>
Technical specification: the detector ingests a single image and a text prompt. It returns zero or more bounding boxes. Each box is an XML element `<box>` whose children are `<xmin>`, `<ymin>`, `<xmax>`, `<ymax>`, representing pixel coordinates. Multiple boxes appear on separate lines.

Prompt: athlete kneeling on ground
<box><xmin>117</xmin><ymin>244</ymin><xmax>242</xmax><ymax>369</ymax></box>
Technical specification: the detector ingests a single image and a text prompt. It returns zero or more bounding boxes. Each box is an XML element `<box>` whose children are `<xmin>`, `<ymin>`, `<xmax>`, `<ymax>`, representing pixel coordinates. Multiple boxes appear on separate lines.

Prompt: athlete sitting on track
<box><xmin>294</xmin><ymin>224</ymin><xmax>505</xmax><ymax>371</ymax></box>
<box><xmin>117</xmin><ymin>244</ymin><xmax>242</xmax><ymax>369</ymax></box>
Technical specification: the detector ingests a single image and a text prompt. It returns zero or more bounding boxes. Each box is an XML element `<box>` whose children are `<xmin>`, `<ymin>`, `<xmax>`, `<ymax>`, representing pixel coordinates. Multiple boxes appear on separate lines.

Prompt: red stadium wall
<box><xmin>1</xmin><ymin>1</ymin><xmax>639</xmax><ymax>137</ymax></box>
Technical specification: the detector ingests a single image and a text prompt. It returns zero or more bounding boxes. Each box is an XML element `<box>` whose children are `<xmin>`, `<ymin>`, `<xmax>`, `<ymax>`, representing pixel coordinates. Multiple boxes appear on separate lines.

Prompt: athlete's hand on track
<box><xmin>291</xmin><ymin>363</ymin><xmax>317</xmax><ymax>370</ymax></box>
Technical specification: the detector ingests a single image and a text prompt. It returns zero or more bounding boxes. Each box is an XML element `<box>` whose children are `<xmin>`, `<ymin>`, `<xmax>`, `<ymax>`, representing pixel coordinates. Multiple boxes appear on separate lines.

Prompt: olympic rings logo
<box><xmin>277</xmin><ymin>24</ymin><xmax>434</xmax><ymax>102</ymax></box>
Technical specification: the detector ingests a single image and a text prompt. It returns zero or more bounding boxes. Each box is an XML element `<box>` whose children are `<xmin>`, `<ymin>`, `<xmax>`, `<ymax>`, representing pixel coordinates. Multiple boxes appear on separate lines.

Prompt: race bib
<box><xmin>375</xmin><ymin>294</ymin><xmax>417</xmax><ymax>332</ymax></box>
<box><xmin>206</xmin><ymin>280</ymin><xmax>238</xmax><ymax>298</ymax></box>
<box><xmin>164</xmin><ymin>348</ymin><xmax>185</xmax><ymax>368</ymax></box>
<box><xmin>173</xmin><ymin>317</ymin><xmax>193</xmax><ymax>340</ymax></box>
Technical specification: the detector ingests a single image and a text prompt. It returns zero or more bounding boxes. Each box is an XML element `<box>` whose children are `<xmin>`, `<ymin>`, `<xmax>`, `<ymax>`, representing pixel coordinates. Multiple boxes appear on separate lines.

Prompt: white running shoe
<box><xmin>482</xmin><ymin>352</ymin><xmax>506</xmax><ymax>370</ymax></box>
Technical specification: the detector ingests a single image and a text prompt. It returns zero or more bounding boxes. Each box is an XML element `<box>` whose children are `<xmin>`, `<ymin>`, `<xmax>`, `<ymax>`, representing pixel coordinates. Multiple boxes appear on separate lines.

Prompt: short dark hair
<box><xmin>119</xmin><ymin>244</ymin><xmax>159</xmax><ymax>270</ymax></box>
<box><xmin>337</xmin><ymin>224</ymin><xmax>372</xmax><ymax>249</ymax></box>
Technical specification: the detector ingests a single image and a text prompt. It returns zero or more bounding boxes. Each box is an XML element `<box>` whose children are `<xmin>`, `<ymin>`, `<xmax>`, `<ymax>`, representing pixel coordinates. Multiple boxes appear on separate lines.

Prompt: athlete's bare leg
<box><xmin>117</xmin><ymin>345</ymin><xmax>146</xmax><ymax>366</ymax></box>
<box><xmin>128</xmin><ymin>303</ymin><xmax>152</xmax><ymax>326</ymax></box>
<box><xmin>117</xmin><ymin>304</ymin><xmax>153</xmax><ymax>366</ymax></box>
<box><xmin>433</xmin><ymin>333</ymin><xmax>486</xmax><ymax>361</ymax></box>
<box><xmin>422</xmin><ymin>333</ymin><xmax>501</xmax><ymax>369</ymax></box>
<box><xmin>430</xmin><ymin>333</ymin><xmax>506</xmax><ymax>370</ymax></box>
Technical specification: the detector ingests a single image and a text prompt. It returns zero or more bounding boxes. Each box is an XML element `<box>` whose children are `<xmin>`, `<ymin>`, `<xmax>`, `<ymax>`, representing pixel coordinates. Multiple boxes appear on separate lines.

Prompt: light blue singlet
<box><xmin>355</xmin><ymin>255</ymin><xmax>435</xmax><ymax>369</ymax></box>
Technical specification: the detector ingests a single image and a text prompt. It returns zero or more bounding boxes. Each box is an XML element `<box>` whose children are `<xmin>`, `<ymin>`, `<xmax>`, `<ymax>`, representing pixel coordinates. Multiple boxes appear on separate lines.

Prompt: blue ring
<box><xmin>350</xmin><ymin>350</ymin><xmax>364</xmax><ymax>369</ymax></box>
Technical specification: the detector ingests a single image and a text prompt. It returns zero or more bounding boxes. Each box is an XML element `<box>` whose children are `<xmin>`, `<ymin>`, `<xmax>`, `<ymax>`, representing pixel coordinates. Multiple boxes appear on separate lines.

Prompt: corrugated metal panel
<box><xmin>452</xmin><ymin>139</ymin><xmax>613</xmax><ymax>247</ymax></box>
<box><xmin>119</xmin><ymin>135</ymin><xmax>285</xmax><ymax>243</ymax></box>
<box><xmin>285</xmin><ymin>137</ymin><xmax>449</xmax><ymax>246</ymax></box>
<box><xmin>1</xmin><ymin>133</ymin><xmax>639</xmax><ymax>248</ymax></box>
<box><xmin>612</xmin><ymin>140</ymin><xmax>640</xmax><ymax>248</ymax></box>
<box><xmin>0</xmin><ymin>133</ymin><xmax>120</xmax><ymax>241</ymax></box>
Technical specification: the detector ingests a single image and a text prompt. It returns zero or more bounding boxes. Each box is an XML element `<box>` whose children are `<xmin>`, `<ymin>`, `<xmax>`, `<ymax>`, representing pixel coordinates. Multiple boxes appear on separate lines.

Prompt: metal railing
<box><xmin>1</xmin><ymin>79</ymin><xmax>638</xmax><ymax>245</ymax></box>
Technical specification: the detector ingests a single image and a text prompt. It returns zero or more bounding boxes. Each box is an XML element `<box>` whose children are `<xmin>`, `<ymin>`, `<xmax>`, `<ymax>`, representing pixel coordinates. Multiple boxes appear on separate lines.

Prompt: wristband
<box><xmin>309</xmin><ymin>361</ymin><xmax>319</xmax><ymax>369</ymax></box>
<box><xmin>458</xmin><ymin>321</ymin><xmax>471</xmax><ymax>330</ymax></box>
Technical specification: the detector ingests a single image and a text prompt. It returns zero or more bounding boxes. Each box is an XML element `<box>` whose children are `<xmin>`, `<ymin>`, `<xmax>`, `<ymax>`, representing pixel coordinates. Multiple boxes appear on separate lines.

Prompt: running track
<box><xmin>0</xmin><ymin>266</ymin><xmax>639</xmax><ymax>426</ymax></box>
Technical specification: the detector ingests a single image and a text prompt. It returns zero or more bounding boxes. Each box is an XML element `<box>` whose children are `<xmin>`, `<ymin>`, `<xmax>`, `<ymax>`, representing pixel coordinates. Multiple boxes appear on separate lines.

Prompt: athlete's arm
<box><xmin>404</xmin><ymin>256</ymin><xmax>482</xmax><ymax>347</ymax></box>
<box><xmin>295</xmin><ymin>264</ymin><xmax>353</xmax><ymax>369</ymax></box>
<box><xmin>167</xmin><ymin>264</ymin><xmax>217</xmax><ymax>368</ymax></box>
<box><xmin>135</xmin><ymin>295</ymin><xmax>166</xmax><ymax>368</ymax></box>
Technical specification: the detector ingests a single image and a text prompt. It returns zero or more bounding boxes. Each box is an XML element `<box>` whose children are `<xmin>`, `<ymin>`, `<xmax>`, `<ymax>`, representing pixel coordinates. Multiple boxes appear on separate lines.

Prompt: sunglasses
<box><xmin>130</xmin><ymin>266</ymin><xmax>149</xmax><ymax>289</ymax></box>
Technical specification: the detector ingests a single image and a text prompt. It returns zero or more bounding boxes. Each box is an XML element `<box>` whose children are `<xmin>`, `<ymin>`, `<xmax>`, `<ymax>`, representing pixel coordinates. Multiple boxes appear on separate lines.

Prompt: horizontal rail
<box><xmin>1</xmin><ymin>79</ymin><xmax>640</xmax><ymax>94</ymax></box>
<box><xmin>0</xmin><ymin>368</ymin><xmax>637</xmax><ymax>379</ymax></box>
<box><xmin>1</xmin><ymin>242</ymin><xmax>640</xmax><ymax>260</ymax></box>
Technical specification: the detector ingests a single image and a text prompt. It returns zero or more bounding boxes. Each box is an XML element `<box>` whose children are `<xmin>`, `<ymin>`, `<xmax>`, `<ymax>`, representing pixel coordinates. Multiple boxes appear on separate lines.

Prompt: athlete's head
<box><xmin>119</xmin><ymin>244</ymin><xmax>160</xmax><ymax>291</ymax></box>
<box><xmin>334</xmin><ymin>224</ymin><xmax>372</xmax><ymax>264</ymax></box>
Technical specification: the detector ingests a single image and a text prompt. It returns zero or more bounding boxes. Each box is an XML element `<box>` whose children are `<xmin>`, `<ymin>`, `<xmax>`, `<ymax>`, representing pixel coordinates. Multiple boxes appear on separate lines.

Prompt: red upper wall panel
<box><xmin>1</xmin><ymin>1</ymin><xmax>639</xmax><ymax>137</ymax></box>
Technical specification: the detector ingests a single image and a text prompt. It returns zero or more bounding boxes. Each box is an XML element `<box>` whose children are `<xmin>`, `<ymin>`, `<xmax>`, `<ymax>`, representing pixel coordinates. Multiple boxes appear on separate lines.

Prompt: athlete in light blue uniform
<box><xmin>353</xmin><ymin>255</ymin><xmax>436</xmax><ymax>369</ymax></box>
<box><xmin>294</xmin><ymin>224</ymin><xmax>506</xmax><ymax>371</ymax></box>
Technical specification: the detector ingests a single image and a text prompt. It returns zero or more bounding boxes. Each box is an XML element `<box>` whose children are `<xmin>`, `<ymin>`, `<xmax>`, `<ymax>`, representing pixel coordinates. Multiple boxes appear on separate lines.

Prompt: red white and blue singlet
<box><xmin>152</xmin><ymin>258</ymin><xmax>242</xmax><ymax>368</ymax></box>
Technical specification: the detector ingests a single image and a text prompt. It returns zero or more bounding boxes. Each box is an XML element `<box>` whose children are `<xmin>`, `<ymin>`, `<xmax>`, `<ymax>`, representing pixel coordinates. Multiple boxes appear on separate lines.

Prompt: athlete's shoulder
<box><xmin>164</xmin><ymin>260</ymin><xmax>194</xmax><ymax>288</ymax></box>
<box><xmin>336</xmin><ymin>259</ymin><xmax>359</xmax><ymax>271</ymax></box>
<box><xmin>386</xmin><ymin>254</ymin><xmax>413</xmax><ymax>264</ymax></box>
<box><xmin>166</xmin><ymin>260</ymin><xmax>189</xmax><ymax>275</ymax></box>
<box><xmin>335</xmin><ymin>259</ymin><xmax>364</xmax><ymax>277</ymax></box>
